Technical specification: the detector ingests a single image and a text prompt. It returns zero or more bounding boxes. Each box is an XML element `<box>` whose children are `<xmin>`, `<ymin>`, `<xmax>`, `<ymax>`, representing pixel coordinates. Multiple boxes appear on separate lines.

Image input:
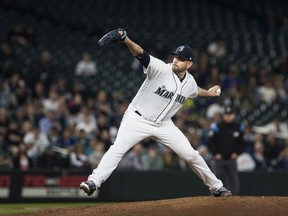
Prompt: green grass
<box><xmin>0</xmin><ymin>209</ymin><xmax>34</xmax><ymax>215</ymax></box>
<box><xmin>0</xmin><ymin>203</ymin><xmax>98</xmax><ymax>215</ymax></box>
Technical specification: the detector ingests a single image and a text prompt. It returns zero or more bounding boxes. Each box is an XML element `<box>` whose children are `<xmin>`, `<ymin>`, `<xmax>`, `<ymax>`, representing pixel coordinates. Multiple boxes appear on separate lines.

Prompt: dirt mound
<box><xmin>7</xmin><ymin>196</ymin><xmax>288</xmax><ymax>216</ymax></box>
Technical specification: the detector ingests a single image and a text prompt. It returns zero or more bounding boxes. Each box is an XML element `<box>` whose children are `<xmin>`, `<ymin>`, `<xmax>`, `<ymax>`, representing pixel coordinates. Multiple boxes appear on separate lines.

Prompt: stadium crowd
<box><xmin>0</xmin><ymin>22</ymin><xmax>288</xmax><ymax>173</ymax></box>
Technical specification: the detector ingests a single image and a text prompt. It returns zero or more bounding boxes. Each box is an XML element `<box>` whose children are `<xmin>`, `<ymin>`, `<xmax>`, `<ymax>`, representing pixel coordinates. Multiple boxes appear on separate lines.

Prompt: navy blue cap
<box><xmin>224</xmin><ymin>106</ymin><xmax>235</xmax><ymax>114</ymax></box>
<box><xmin>170</xmin><ymin>45</ymin><xmax>194</xmax><ymax>61</ymax></box>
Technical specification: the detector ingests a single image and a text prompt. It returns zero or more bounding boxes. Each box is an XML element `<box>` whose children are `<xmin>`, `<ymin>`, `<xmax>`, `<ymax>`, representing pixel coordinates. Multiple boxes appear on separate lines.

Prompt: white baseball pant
<box><xmin>88</xmin><ymin>106</ymin><xmax>223</xmax><ymax>192</ymax></box>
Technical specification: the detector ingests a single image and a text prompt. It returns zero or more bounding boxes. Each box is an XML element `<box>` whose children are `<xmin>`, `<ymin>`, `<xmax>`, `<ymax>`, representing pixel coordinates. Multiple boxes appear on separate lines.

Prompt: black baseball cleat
<box><xmin>213</xmin><ymin>186</ymin><xmax>232</xmax><ymax>197</ymax></box>
<box><xmin>80</xmin><ymin>180</ymin><xmax>97</xmax><ymax>196</ymax></box>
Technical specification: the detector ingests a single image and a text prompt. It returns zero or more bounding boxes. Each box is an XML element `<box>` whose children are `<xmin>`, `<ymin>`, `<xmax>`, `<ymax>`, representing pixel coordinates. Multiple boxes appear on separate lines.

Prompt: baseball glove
<box><xmin>98</xmin><ymin>27</ymin><xmax>127</xmax><ymax>47</ymax></box>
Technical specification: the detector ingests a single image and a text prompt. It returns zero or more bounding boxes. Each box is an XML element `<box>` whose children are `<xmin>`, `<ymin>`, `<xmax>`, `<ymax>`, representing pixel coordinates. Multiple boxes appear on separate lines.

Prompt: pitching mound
<box><xmin>7</xmin><ymin>196</ymin><xmax>288</xmax><ymax>216</ymax></box>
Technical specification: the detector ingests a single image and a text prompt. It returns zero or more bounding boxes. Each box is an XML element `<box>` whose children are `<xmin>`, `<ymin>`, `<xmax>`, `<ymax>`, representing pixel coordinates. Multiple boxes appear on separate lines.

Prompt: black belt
<box><xmin>135</xmin><ymin>110</ymin><xmax>142</xmax><ymax>116</ymax></box>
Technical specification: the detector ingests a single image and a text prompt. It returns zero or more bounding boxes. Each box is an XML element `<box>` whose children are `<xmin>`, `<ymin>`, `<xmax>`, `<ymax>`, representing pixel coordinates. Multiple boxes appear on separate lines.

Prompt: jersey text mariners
<box><xmin>131</xmin><ymin>55</ymin><xmax>198</xmax><ymax>123</ymax></box>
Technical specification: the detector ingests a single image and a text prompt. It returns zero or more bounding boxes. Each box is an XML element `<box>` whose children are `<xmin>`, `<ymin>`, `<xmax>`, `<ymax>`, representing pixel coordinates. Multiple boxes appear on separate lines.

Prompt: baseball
<box><xmin>216</xmin><ymin>88</ymin><xmax>221</xmax><ymax>95</ymax></box>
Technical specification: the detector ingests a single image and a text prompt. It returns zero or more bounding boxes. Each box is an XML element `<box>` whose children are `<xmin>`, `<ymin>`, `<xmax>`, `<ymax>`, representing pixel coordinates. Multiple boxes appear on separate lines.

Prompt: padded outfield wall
<box><xmin>0</xmin><ymin>170</ymin><xmax>287</xmax><ymax>202</ymax></box>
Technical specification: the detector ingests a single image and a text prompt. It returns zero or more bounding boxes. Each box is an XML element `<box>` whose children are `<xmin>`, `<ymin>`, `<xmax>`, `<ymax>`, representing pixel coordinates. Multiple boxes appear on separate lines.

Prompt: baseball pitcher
<box><xmin>80</xmin><ymin>28</ymin><xmax>232</xmax><ymax>197</ymax></box>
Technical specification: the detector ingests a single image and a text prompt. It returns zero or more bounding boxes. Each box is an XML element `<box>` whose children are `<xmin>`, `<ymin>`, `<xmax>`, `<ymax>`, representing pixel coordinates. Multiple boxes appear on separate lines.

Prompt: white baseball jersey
<box><xmin>131</xmin><ymin>55</ymin><xmax>198</xmax><ymax>124</ymax></box>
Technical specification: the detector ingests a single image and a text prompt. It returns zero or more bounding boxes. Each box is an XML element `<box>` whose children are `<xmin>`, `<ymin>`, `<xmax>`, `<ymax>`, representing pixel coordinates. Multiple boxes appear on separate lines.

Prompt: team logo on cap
<box><xmin>178</xmin><ymin>46</ymin><xmax>185</xmax><ymax>52</ymax></box>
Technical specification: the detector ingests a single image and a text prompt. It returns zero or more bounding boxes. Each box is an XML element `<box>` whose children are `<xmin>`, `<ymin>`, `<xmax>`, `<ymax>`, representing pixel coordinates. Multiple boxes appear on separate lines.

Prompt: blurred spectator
<box><xmin>12</xmin><ymin>143</ymin><xmax>32</xmax><ymax>170</ymax></box>
<box><xmin>222</xmin><ymin>87</ymin><xmax>241</xmax><ymax>110</ymax></box>
<box><xmin>98</xmin><ymin>129</ymin><xmax>113</xmax><ymax>151</ymax></box>
<box><xmin>39</xmin><ymin>110</ymin><xmax>61</xmax><ymax>135</ymax></box>
<box><xmin>8</xmin><ymin>73</ymin><xmax>23</xmax><ymax>93</ymax></box>
<box><xmin>243</xmin><ymin>124</ymin><xmax>256</xmax><ymax>154</ymax></box>
<box><xmin>206</xmin><ymin>98</ymin><xmax>224</xmax><ymax>121</ymax></box>
<box><xmin>252</xmin><ymin>141</ymin><xmax>267</xmax><ymax>171</ymax></box>
<box><xmin>111</xmin><ymin>90</ymin><xmax>126</xmax><ymax>111</ymax></box>
<box><xmin>43</xmin><ymin>89</ymin><xmax>60</xmax><ymax>112</ymax></box>
<box><xmin>110</xmin><ymin>100</ymin><xmax>129</xmax><ymax>130</ymax></box>
<box><xmin>257</xmin><ymin>79</ymin><xmax>276</xmax><ymax>103</ymax></box>
<box><xmin>5</xmin><ymin>120</ymin><xmax>23</xmax><ymax>154</ymax></box>
<box><xmin>222</xmin><ymin>64</ymin><xmax>245</xmax><ymax>91</ymax></box>
<box><xmin>74</xmin><ymin>129</ymin><xmax>92</xmax><ymax>155</ymax></box>
<box><xmin>47</xmin><ymin>126</ymin><xmax>61</xmax><ymax>147</ymax></box>
<box><xmin>15</xmin><ymin>79</ymin><xmax>29</xmax><ymax>106</ymax></box>
<box><xmin>206</xmin><ymin>66</ymin><xmax>222</xmax><ymax>88</ymax></box>
<box><xmin>86</xmin><ymin>97</ymin><xmax>96</xmax><ymax>112</ymax></box>
<box><xmin>75</xmin><ymin>106</ymin><xmax>97</xmax><ymax>127</ymax></box>
<box><xmin>264</xmin><ymin>132</ymin><xmax>283</xmax><ymax>171</ymax></box>
<box><xmin>0</xmin><ymin>42</ymin><xmax>18</xmax><ymax>77</ymax></box>
<box><xmin>24</xmin><ymin>26</ymin><xmax>37</xmax><ymax>46</ymax></box>
<box><xmin>67</xmin><ymin>93</ymin><xmax>83</xmax><ymax>115</ymax></box>
<box><xmin>7</xmin><ymin>23</ymin><xmax>27</xmax><ymax>46</ymax></box>
<box><xmin>193</xmin><ymin>53</ymin><xmax>209</xmax><ymax>87</ymax></box>
<box><xmin>173</xmin><ymin>114</ymin><xmax>186</xmax><ymax>133</ymax></box>
<box><xmin>32</xmin><ymin>82</ymin><xmax>47</xmax><ymax>101</ymax></box>
<box><xmin>145</xmin><ymin>146</ymin><xmax>163</xmax><ymax>170</ymax></box>
<box><xmin>0</xmin><ymin>149</ymin><xmax>12</xmax><ymax>169</ymax></box>
<box><xmin>0</xmin><ymin>108</ymin><xmax>9</xmax><ymax>137</ymax></box>
<box><xmin>207</xmin><ymin>36</ymin><xmax>227</xmax><ymax>58</ymax></box>
<box><xmin>56</xmin><ymin>98</ymin><xmax>69</xmax><ymax>130</ymax></box>
<box><xmin>15</xmin><ymin>107</ymin><xmax>28</xmax><ymax>126</ymax></box>
<box><xmin>25</xmin><ymin>103</ymin><xmax>42</xmax><ymax>126</ymax></box>
<box><xmin>280</xmin><ymin>16</ymin><xmax>288</xmax><ymax>34</ymax></box>
<box><xmin>0</xmin><ymin>132</ymin><xmax>5</xmax><ymax>148</ymax></box>
<box><xmin>52</xmin><ymin>78</ymin><xmax>69</xmax><ymax>98</ymax></box>
<box><xmin>244</xmin><ymin>65</ymin><xmax>259</xmax><ymax>88</ymax></box>
<box><xmin>75</xmin><ymin>112</ymin><xmax>97</xmax><ymax>136</ymax></box>
<box><xmin>161</xmin><ymin>146</ymin><xmax>181</xmax><ymax>170</ymax></box>
<box><xmin>185</xmin><ymin>124</ymin><xmax>205</xmax><ymax>149</ymax></box>
<box><xmin>276</xmin><ymin>57</ymin><xmax>288</xmax><ymax>76</ymax></box>
<box><xmin>119</xmin><ymin>143</ymin><xmax>148</xmax><ymax>170</ymax></box>
<box><xmin>89</xmin><ymin>140</ymin><xmax>105</xmax><ymax>169</ymax></box>
<box><xmin>241</xmin><ymin>65</ymin><xmax>261</xmax><ymax>106</ymax></box>
<box><xmin>71</xmin><ymin>80</ymin><xmax>85</xmax><ymax>96</ymax></box>
<box><xmin>0</xmin><ymin>82</ymin><xmax>10</xmax><ymax>108</ymax></box>
<box><xmin>75</xmin><ymin>52</ymin><xmax>97</xmax><ymax>76</ymax></box>
<box><xmin>278</xmin><ymin>146</ymin><xmax>288</xmax><ymax>170</ymax></box>
<box><xmin>30</xmin><ymin>50</ymin><xmax>55</xmax><ymax>87</ymax></box>
<box><xmin>197</xmin><ymin>145</ymin><xmax>213</xmax><ymax>167</ymax></box>
<box><xmin>69</xmin><ymin>143</ymin><xmax>90</xmax><ymax>169</ymax></box>
<box><xmin>59</xmin><ymin>128</ymin><xmax>76</xmax><ymax>151</ymax></box>
<box><xmin>23</xmin><ymin>126</ymin><xmax>50</xmax><ymax>166</ymax></box>
<box><xmin>273</xmin><ymin>75</ymin><xmax>287</xmax><ymax>101</ymax></box>
<box><xmin>5</xmin><ymin>86</ymin><xmax>19</xmax><ymax>105</ymax></box>
<box><xmin>95</xmin><ymin>90</ymin><xmax>112</xmax><ymax>116</ymax></box>
<box><xmin>96</xmin><ymin>112</ymin><xmax>110</xmax><ymax>132</ymax></box>
<box><xmin>236</xmin><ymin>152</ymin><xmax>255</xmax><ymax>172</ymax></box>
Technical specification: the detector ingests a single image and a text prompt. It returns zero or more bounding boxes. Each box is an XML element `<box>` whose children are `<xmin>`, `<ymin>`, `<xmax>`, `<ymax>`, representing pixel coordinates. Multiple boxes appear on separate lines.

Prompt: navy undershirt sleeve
<box><xmin>136</xmin><ymin>51</ymin><xmax>150</xmax><ymax>68</ymax></box>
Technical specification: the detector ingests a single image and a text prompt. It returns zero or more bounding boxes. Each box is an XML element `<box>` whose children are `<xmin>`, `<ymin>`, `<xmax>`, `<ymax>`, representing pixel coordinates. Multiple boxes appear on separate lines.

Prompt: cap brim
<box><xmin>224</xmin><ymin>112</ymin><xmax>235</xmax><ymax>114</ymax></box>
<box><xmin>169</xmin><ymin>51</ymin><xmax>189</xmax><ymax>60</ymax></box>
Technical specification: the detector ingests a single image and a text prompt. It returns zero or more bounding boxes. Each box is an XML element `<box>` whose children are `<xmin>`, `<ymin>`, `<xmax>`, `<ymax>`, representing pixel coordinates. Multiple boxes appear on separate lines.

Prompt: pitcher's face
<box><xmin>172</xmin><ymin>55</ymin><xmax>192</xmax><ymax>74</ymax></box>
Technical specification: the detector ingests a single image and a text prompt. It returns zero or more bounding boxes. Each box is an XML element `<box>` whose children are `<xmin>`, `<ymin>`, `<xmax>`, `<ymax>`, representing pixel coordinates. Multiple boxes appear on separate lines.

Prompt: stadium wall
<box><xmin>0</xmin><ymin>170</ymin><xmax>287</xmax><ymax>202</ymax></box>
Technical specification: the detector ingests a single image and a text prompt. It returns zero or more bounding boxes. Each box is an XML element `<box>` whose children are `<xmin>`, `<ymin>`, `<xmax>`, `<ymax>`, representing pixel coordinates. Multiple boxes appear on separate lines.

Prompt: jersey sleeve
<box><xmin>136</xmin><ymin>51</ymin><xmax>150</xmax><ymax>68</ymax></box>
<box><xmin>188</xmin><ymin>78</ymin><xmax>199</xmax><ymax>98</ymax></box>
<box><xmin>143</xmin><ymin>55</ymin><xmax>169</xmax><ymax>79</ymax></box>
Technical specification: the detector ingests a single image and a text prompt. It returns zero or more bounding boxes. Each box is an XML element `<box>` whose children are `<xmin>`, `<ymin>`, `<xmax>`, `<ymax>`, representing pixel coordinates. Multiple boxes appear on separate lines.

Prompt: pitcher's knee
<box><xmin>182</xmin><ymin>150</ymin><xmax>200</xmax><ymax>162</ymax></box>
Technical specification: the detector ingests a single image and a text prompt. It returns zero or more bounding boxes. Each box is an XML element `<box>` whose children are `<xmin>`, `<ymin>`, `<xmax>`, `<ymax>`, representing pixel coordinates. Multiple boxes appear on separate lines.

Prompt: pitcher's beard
<box><xmin>172</xmin><ymin>65</ymin><xmax>185</xmax><ymax>75</ymax></box>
